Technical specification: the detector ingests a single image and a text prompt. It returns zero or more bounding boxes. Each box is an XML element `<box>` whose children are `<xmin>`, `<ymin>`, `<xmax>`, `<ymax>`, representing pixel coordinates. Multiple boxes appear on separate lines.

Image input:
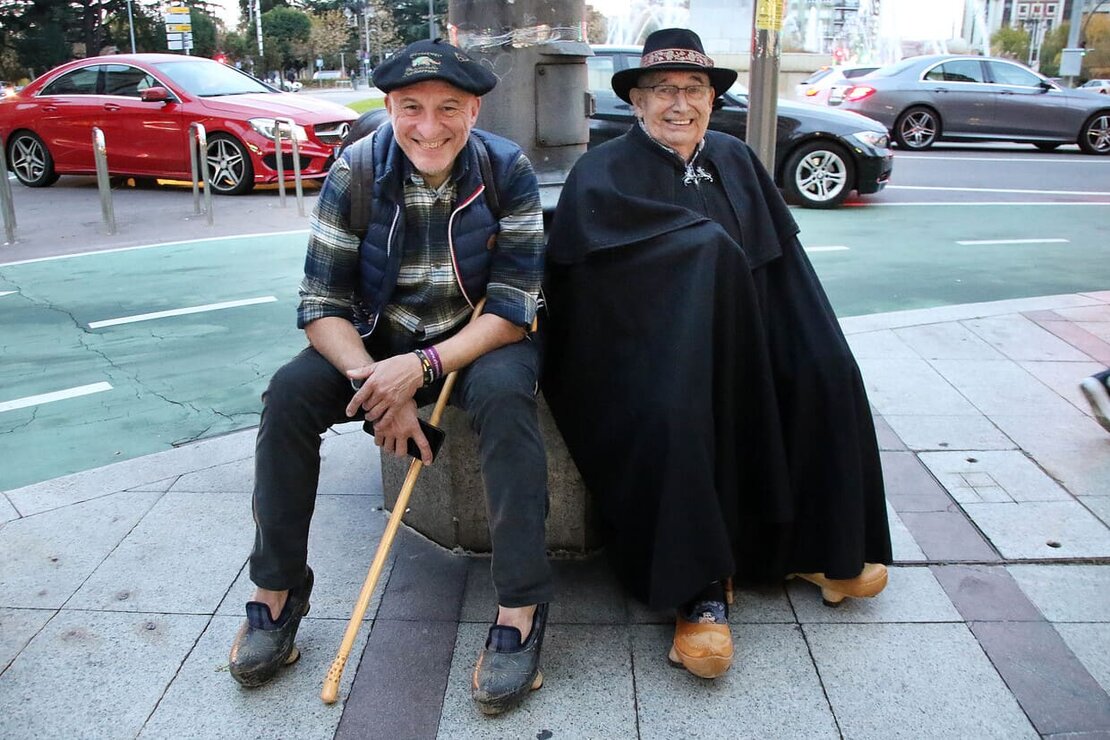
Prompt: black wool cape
<box><xmin>543</xmin><ymin>126</ymin><xmax>892</xmax><ymax>610</ymax></box>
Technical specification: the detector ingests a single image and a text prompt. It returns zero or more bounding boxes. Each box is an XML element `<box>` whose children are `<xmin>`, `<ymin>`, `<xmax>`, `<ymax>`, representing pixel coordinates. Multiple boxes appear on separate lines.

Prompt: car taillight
<box><xmin>843</xmin><ymin>85</ymin><xmax>876</xmax><ymax>102</ymax></box>
<box><xmin>805</xmin><ymin>88</ymin><xmax>820</xmax><ymax>96</ymax></box>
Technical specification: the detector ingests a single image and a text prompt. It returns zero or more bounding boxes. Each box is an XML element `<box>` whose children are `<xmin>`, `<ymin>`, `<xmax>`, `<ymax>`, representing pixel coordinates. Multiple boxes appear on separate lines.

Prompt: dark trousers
<box><xmin>249</xmin><ymin>334</ymin><xmax>553</xmax><ymax>607</ymax></box>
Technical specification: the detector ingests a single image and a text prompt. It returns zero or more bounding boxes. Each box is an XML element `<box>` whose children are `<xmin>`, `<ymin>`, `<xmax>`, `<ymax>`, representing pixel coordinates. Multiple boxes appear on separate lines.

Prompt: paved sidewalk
<box><xmin>2</xmin><ymin>291</ymin><xmax>1109</xmax><ymax>739</ymax></box>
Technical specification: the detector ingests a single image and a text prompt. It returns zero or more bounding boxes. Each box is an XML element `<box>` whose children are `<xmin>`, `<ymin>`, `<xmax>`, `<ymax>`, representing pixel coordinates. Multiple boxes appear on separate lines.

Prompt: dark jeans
<box><xmin>249</xmin><ymin>334</ymin><xmax>553</xmax><ymax>607</ymax></box>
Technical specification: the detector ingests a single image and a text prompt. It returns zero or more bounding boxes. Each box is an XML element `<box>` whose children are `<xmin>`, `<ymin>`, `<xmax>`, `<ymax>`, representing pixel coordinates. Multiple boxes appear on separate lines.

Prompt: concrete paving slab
<box><xmin>138</xmin><ymin>615</ymin><xmax>364</xmax><ymax>740</ymax></box>
<box><xmin>872</xmin><ymin>413</ymin><xmax>907</xmax><ymax>451</ymax></box>
<box><xmin>170</xmin><ymin>457</ymin><xmax>254</xmax><ymax>493</ymax></box>
<box><xmin>894</xmin><ymin>322</ymin><xmax>1006</xmax><ymax>360</ymax></box>
<box><xmin>991</xmin><ymin>413</ymin><xmax>1110</xmax><ymax>500</ymax></box>
<box><xmin>1084</xmin><ymin>495</ymin><xmax>1110</xmax><ymax>528</ymax></box>
<box><xmin>855</xmin><ymin>357</ymin><xmax>980</xmax><ymax>416</ymax></box>
<box><xmin>1053</xmin><ymin>305</ymin><xmax>1110</xmax><ymax>323</ymax></box>
<box><xmin>1056</xmin><ymin>623</ymin><xmax>1110</xmax><ymax>696</ymax></box>
<box><xmin>962</xmin><ymin>501</ymin><xmax>1110</xmax><ymax>559</ymax></box>
<box><xmin>929</xmin><ymin>359</ymin><xmax>1080</xmax><ymax>417</ymax></box>
<box><xmin>839</xmin><ymin>294</ymin><xmax>1098</xmax><ymax>336</ymax></box>
<box><xmin>970</xmin><ymin>621</ymin><xmax>1110</xmax><ymax>736</ymax></box>
<box><xmin>374</xmin><ymin>529</ymin><xmax>468</xmax><ymax>623</ymax></box>
<box><xmin>1081</xmin><ymin>320</ymin><xmax>1110</xmax><ymax>343</ymax></box>
<box><xmin>964</xmin><ymin>315</ymin><xmax>1092</xmax><ymax>362</ymax></box>
<box><xmin>805</xmin><ymin>622</ymin><xmax>1037</xmax><ymax>739</ymax></box>
<box><xmin>0</xmin><ymin>490</ymin><xmax>162</xmax><ymax>609</ymax></box>
<box><xmin>880</xmin><ymin>451</ymin><xmax>960</xmax><ymax>512</ymax></box>
<box><xmin>438</xmin><ymin>623</ymin><xmax>637</xmax><ymax>739</ymax></box>
<box><xmin>318</xmin><ymin>430</ymin><xmax>384</xmax><ymax>496</ymax></box>
<box><xmin>126</xmin><ymin>476</ymin><xmax>181</xmax><ymax>493</ymax></box>
<box><xmin>216</xmin><ymin>494</ymin><xmax>389</xmax><ymax>621</ymax></box>
<box><xmin>459</xmin><ymin>555</ymin><xmax>627</xmax><ymax>625</ymax></box>
<box><xmin>4</xmin><ymin>429</ymin><xmax>255</xmax><ymax>516</ymax></box>
<box><xmin>887</xmin><ymin>502</ymin><xmax>927</xmax><ymax>562</ymax></box>
<box><xmin>0</xmin><ymin>608</ymin><xmax>54</xmax><ymax>673</ymax></box>
<box><xmin>882</xmin><ymin>414</ymin><xmax>1016</xmax><ymax>452</ymax></box>
<box><xmin>1007</xmin><ymin>565</ymin><xmax>1110</xmax><ymax>623</ymax></box>
<box><xmin>1034</xmin><ymin>317</ymin><xmax>1110</xmax><ymax>365</ymax></box>
<box><xmin>918</xmin><ymin>450</ymin><xmax>1073</xmax><ymax>504</ymax></box>
<box><xmin>0</xmin><ymin>610</ymin><xmax>209</xmax><ymax>740</ymax></box>
<box><xmin>0</xmin><ymin>493</ymin><xmax>17</xmax><ymax>525</ymax></box>
<box><xmin>1019</xmin><ymin>360</ymin><xmax>1109</xmax><ymax>418</ymax></box>
<box><xmin>844</xmin><ymin>329</ymin><xmax>917</xmax><ymax>359</ymax></box>
<box><xmin>898</xmin><ymin>510</ymin><xmax>1001</xmax><ymax>561</ymax></box>
<box><xmin>633</xmin><ymin>623</ymin><xmax>839</xmax><ymax>740</ymax></box>
<box><xmin>68</xmin><ymin>491</ymin><xmax>253</xmax><ymax>614</ymax></box>
<box><xmin>930</xmin><ymin>565</ymin><xmax>1044</xmax><ymax>622</ymax></box>
<box><xmin>788</xmin><ymin>566</ymin><xmax>961</xmax><ymax>623</ymax></box>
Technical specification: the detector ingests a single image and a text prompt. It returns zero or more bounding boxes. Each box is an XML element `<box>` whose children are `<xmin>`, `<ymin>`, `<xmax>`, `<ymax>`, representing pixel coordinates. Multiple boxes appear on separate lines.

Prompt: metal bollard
<box><xmin>91</xmin><ymin>127</ymin><xmax>116</xmax><ymax>235</ymax></box>
<box><xmin>0</xmin><ymin>134</ymin><xmax>16</xmax><ymax>244</ymax></box>
<box><xmin>274</xmin><ymin>117</ymin><xmax>305</xmax><ymax>215</ymax></box>
<box><xmin>188</xmin><ymin>122</ymin><xmax>213</xmax><ymax>225</ymax></box>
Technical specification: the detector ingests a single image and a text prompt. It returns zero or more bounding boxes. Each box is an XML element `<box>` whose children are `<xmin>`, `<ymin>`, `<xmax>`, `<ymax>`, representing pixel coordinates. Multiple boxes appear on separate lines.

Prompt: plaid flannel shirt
<box><xmin>297</xmin><ymin>145</ymin><xmax>544</xmax><ymax>341</ymax></box>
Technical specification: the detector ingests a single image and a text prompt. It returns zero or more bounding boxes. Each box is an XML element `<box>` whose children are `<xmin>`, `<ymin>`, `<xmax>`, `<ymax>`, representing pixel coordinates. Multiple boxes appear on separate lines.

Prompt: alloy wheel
<box><xmin>11</xmin><ymin>134</ymin><xmax>47</xmax><ymax>183</ymax></box>
<box><xmin>899</xmin><ymin>111</ymin><xmax>937</xmax><ymax>149</ymax></box>
<box><xmin>1084</xmin><ymin>114</ymin><xmax>1110</xmax><ymax>154</ymax></box>
<box><xmin>206</xmin><ymin>137</ymin><xmax>247</xmax><ymax>193</ymax></box>
<box><xmin>794</xmin><ymin>149</ymin><xmax>849</xmax><ymax>204</ymax></box>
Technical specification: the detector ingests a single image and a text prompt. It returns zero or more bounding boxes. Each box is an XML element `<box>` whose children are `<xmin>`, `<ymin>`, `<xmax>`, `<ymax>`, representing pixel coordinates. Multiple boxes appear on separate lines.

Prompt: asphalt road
<box><xmin>1</xmin><ymin>144</ymin><xmax>1108</xmax><ymax>490</ymax></box>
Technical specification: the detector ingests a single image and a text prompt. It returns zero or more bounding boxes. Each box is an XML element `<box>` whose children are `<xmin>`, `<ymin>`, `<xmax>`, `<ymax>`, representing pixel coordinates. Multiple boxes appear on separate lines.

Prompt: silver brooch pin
<box><xmin>683</xmin><ymin>164</ymin><xmax>713</xmax><ymax>187</ymax></box>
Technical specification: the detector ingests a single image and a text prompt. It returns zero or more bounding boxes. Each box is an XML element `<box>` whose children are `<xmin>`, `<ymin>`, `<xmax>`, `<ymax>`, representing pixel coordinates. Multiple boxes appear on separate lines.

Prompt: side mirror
<box><xmin>1039</xmin><ymin>81</ymin><xmax>1055</xmax><ymax>92</ymax></box>
<box><xmin>140</xmin><ymin>86</ymin><xmax>172</xmax><ymax>103</ymax></box>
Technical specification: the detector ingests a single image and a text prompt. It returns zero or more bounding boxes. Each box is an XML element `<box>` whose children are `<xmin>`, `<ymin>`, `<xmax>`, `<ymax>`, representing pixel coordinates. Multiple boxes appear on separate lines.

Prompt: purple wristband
<box><xmin>425</xmin><ymin>345</ymin><xmax>443</xmax><ymax>380</ymax></box>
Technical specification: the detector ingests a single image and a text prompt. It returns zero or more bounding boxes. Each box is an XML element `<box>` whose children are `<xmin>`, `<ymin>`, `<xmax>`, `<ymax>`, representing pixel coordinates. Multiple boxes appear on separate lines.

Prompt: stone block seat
<box><xmin>381</xmin><ymin>395</ymin><xmax>601</xmax><ymax>553</ymax></box>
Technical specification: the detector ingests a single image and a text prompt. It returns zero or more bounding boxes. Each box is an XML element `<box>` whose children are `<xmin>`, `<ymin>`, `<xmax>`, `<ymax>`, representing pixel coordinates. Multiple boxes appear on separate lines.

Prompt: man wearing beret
<box><xmin>545</xmin><ymin>28</ymin><xmax>891</xmax><ymax>679</ymax></box>
<box><xmin>229</xmin><ymin>39</ymin><xmax>551</xmax><ymax>714</ymax></box>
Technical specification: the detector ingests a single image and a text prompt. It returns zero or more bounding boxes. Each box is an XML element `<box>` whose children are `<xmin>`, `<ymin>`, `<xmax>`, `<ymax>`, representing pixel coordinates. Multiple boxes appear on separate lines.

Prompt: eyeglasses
<box><xmin>637</xmin><ymin>84</ymin><xmax>714</xmax><ymax>103</ymax></box>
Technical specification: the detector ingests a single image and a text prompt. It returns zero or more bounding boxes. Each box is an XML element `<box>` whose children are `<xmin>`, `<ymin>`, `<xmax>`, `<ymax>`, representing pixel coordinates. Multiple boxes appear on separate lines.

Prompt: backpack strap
<box><xmin>347</xmin><ymin>129</ymin><xmax>375</xmax><ymax>239</ymax></box>
<box><xmin>472</xmin><ymin>136</ymin><xmax>501</xmax><ymax>219</ymax></box>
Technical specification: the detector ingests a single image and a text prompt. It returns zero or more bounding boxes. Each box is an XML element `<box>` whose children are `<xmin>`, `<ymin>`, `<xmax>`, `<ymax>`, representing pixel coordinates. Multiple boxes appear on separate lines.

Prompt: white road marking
<box><xmin>0</xmin><ymin>230</ymin><xmax>310</xmax><ymax>267</ymax></box>
<box><xmin>843</xmin><ymin>201</ymin><xmax>1110</xmax><ymax>207</ymax></box>
<box><xmin>957</xmin><ymin>238</ymin><xmax>1069</xmax><ymax>245</ymax></box>
<box><xmin>896</xmin><ymin>156</ymin><xmax>1088</xmax><ymax>164</ymax></box>
<box><xmin>805</xmin><ymin>246</ymin><xmax>850</xmax><ymax>252</ymax></box>
<box><xmin>0</xmin><ymin>290</ymin><xmax>15</xmax><ymax>297</ymax></box>
<box><xmin>0</xmin><ymin>381</ymin><xmax>113</xmax><ymax>414</ymax></box>
<box><xmin>88</xmin><ymin>296</ymin><xmax>278</xmax><ymax>329</ymax></box>
<box><xmin>887</xmin><ymin>185</ymin><xmax>1110</xmax><ymax>196</ymax></box>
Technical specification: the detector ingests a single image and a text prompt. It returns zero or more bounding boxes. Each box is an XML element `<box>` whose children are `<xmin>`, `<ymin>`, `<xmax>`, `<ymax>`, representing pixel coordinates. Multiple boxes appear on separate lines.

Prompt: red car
<box><xmin>0</xmin><ymin>53</ymin><xmax>357</xmax><ymax>194</ymax></box>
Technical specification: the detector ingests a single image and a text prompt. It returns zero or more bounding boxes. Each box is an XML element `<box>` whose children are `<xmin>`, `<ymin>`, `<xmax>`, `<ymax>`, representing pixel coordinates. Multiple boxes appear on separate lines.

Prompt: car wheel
<box><xmin>894</xmin><ymin>106</ymin><xmax>940</xmax><ymax>150</ymax></box>
<box><xmin>783</xmin><ymin>140</ymin><xmax>855</xmax><ymax>209</ymax></box>
<box><xmin>7</xmin><ymin>131</ymin><xmax>59</xmax><ymax>187</ymax></box>
<box><xmin>1034</xmin><ymin>142</ymin><xmax>1062</xmax><ymax>152</ymax></box>
<box><xmin>205</xmin><ymin>134</ymin><xmax>254</xmax><ymax>194</ymax></box>
<box><xmin>1078</xmin><ymin>112</ymin><xmax>1110</xmax><ymax>155</ymax></box>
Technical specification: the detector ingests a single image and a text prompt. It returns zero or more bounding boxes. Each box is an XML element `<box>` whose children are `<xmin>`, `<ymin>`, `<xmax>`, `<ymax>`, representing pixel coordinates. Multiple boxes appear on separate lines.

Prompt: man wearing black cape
<box><xmin>543</xmin><ymin>29</ymin><xmax>892</xmax><ymax>680</ymax></box>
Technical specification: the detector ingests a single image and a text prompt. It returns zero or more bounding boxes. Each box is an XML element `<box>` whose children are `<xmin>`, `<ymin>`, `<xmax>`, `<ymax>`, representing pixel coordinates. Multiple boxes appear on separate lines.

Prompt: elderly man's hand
<box><xmin>345</xmin><ymin>352</ymin><xmax>424</xmax><ymax>421</ymax></box>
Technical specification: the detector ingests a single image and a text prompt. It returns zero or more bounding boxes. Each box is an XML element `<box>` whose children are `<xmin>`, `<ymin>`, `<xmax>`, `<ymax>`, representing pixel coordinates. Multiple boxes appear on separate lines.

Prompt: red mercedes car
<box><xmin>0</xmin><ymin>53</ymin><xmax>357</xmax><ymax>194</ymax></box>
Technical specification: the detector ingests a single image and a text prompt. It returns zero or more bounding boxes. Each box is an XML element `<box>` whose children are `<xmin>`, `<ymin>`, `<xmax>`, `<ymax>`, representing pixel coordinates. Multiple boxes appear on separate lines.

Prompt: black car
<box><xmin>342</xmin><ymin>47</ymin><xmax>894</xmax><ymax>209</ymax></box>
<box><xmin>589</xmin><ymin>46</ymin><xmax>894</xmax><ymax>208</ymax></box>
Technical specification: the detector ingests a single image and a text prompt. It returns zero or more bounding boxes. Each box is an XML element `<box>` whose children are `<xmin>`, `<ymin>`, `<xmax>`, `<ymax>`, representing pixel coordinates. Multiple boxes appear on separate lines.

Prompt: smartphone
<box><xmin>362</xmin><ymin>417</ymin><xmax>446</xmax><ymax>462</ymax></box>
<box><xmin>351</xmin><ymin>379</ymin><xmax>446</xmax><ymax>461</ymax></box>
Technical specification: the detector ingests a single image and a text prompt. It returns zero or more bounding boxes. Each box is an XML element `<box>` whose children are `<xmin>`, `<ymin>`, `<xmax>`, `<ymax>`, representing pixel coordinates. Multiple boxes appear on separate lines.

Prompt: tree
<box><xmin>389</xmin><ymin>0</ymin><xmax>446</xmax><ymax>45</ymax></box>
<box><xmin>189</xmin><ymin>6</ymin><xmax>218</xmax><ymax>57</ymax></box>
<box><xmin>992</xmin><ymin>26</ymin><xmax>1030</xmax><ymax>61</ymax></box>
<box><xmin>1038</xmin><ymin>22</ymin><xmax>1069</xmax><ymax>77</ymax></box>
<box><xmin>237</xmin><ymin>0</ymin><xmax>289</xmax><ymax>26</ymax></box>
<box><xmin>1082</xmin><ymin>14</ymin><xmax>1110</xmax><ymax>78</ymax></box>
<box><xmin>586</xmin><ymin>6</ymin><xmax>608</xmax><ymax>45</ymax></box>
<box><xmin>308</xmin><ymin>9</ymin><xmax>350</xmax><ymax>67</ymax></box>
<box><xmin>261</xmin><ymin>4</ymin><xmax>310</xmax><ymax>68</ymax></box>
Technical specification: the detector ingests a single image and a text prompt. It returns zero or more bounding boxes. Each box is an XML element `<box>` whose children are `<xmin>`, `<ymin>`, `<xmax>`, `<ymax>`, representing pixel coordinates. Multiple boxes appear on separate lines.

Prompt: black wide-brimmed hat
<box><xmin>611</xmin><ymin>28</ymin><xmax>738</xmax><ymax>104</ymax></box>
<box><xmin>373</xmin><ymin>38</ymin><xmax>497</xmax><ymax>96</ymax></box>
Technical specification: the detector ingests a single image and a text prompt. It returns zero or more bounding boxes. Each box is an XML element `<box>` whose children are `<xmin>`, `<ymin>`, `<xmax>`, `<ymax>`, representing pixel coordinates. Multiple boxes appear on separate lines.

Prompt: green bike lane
<box><xmin>1</xmin><ymin>203</ymin><xmax>1108</xmax><ymax>491</ymax></box>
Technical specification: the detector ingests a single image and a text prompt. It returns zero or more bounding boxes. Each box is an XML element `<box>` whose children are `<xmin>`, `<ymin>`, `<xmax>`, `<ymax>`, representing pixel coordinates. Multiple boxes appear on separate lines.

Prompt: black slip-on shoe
<box><xmin>471</xmin><ymin>603</ymin><xmax>548</xmax><ymax>715</ymax></box>
<box><xmin>229</xmin><ymin>565</ymin><xmax>314</xmax><ymax>688</ymax></box>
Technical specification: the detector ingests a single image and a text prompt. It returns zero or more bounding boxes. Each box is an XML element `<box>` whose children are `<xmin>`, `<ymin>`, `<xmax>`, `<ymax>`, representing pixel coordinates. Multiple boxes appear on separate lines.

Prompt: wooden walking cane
<box><xmin>321</xmin><ymin>298</ymin><xmax>486</xmax><ymax>704</ymax></box>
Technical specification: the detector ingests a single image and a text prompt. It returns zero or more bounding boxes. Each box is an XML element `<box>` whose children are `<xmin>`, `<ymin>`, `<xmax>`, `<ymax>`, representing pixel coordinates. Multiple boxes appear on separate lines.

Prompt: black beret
<box><xmin>373</xmin><ymin>39</ymin><xmax>497</xmax><ymax>96</ymax></box>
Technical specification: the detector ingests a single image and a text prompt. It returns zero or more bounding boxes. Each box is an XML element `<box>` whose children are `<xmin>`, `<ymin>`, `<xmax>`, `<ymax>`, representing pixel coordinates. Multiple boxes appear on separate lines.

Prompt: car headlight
<box><xmin>249</xmin><ymin>118</ymin><xmax>308</xmax><ymax>142</ymax></box>
<box><xmin>850</xmin><ymin>130</ymin><xmax>890</xmax><ymax>149</ymax></box>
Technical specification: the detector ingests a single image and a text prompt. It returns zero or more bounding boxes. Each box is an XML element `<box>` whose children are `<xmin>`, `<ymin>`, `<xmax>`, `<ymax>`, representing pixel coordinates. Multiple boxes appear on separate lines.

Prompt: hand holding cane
<box><xmin>321</xmin><ymin>298</ymin><xmax>486</xmax><ymax>704</ymax></box>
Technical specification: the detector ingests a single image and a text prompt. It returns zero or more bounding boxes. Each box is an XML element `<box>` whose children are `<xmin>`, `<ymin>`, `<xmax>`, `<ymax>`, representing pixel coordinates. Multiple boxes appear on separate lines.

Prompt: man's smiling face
<box><xmin>629</xmin><ymin>70</ymin><xmax>713</xmax><ymax>162</ymax></box>
<box><xmin>386</xmin><ymin>79</ymin><xmax>481</xmax><ymax>189</ymax></box>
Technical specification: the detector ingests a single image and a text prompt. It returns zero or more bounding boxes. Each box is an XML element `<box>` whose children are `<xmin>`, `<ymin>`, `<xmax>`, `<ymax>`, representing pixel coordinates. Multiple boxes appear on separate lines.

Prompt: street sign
<box><xmin>166</xmin><ymin>23</ymin><xmax>191</xmax><ymax>32</ymax></box>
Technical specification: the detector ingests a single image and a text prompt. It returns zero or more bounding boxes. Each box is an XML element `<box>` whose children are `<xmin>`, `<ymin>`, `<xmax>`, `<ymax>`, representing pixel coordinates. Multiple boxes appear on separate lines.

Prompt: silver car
<box><xmin>833</xmin><ymin>54</ymin><xmax>1110</xmax><ymax>155</ymax></box>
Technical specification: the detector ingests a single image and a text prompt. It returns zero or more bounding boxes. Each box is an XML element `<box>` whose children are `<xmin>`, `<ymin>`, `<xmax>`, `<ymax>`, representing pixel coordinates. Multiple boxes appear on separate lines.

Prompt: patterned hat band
<box><xmin>641</xmin><ymin>48</ymin><xmax>714</xmax><ymax>69</ymax></box>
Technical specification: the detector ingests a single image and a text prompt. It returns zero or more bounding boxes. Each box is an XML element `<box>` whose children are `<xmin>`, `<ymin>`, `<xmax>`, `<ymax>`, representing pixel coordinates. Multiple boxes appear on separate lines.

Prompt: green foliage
<box><xmin>347</xmin><ymin>96</ymin><xmax>384</xmax><ymax>113</ymax></box>
<box><xmin>992</xmin><ymin>26</ymin><xmax>1031</xmax><ymax>61</ymax></box>
<box><xmin>389</xmin><ymin>0</ymin><xmax>447</xmax><ymax>44</ymax></box>
<box><xmin>190</xmin><ymin>8</ymin><xmax>218</xmax><ymax>57</ymax></box>
<box><xmin>1038</xmin><ymin>22</ymin><xmax>1069</xmax><ymax>77</ymax></box>
<box><xmin>261</xmin><ymin>5</ymin><xmax>310</xmax><ymax>67</ymax></box>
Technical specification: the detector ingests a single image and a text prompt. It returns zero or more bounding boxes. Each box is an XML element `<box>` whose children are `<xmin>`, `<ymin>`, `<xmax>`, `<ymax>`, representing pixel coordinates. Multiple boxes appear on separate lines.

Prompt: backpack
<box><xmin>347</xmin><ymin>127</ymin><xmax>502</xmax><ymax>239</ymax></box>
